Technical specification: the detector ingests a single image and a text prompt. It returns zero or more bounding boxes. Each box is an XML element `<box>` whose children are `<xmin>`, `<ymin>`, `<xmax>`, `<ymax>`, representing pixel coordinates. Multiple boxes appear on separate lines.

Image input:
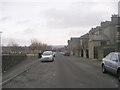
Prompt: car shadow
<box><xmin>105</xmin><ymin>71</ymin><xmax>120</xmax><ymax>87</ymax></box>
<box><xmin>105</xmin><ymin>71</ymin><xmax>118</xmax><ymax>79</ymax></box>
<box><xmin>41</xmin><ymin>61</ymin><xmax>54</xmax><ymax>63</ymax></box>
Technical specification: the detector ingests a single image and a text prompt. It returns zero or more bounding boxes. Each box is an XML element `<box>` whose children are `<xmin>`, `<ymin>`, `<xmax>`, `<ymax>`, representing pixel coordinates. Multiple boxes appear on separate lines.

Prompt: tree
<box><xmin>29</xmin><ymin>39</ymin><xmax>51</xmax><ymax>53</ymax></box>
<box><xmin>7</xmin><ymin>40</ymin><xmax>19</xmax><ymax>47</ymax></box>
<box><xmin>7</xmin><ymin>40</ymin><xmax>19</xmax><ymax>53</ymax></box>
<box><xmin>30</xmin><ymin>39</ymin><xmax>42</xmax><ymax>51</ymax></box>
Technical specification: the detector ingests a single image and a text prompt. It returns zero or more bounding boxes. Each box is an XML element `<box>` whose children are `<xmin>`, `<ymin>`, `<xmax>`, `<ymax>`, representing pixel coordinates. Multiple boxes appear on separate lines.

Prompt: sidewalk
<box><xmin>2</xmin><ymin>57</ymin><xmax>40</xmax><ymax>85</ymax></box>
<box><xmin>72</xmin><ymin>55</ymin><xmax>102</xmax><ymax>67</ymax></box>
<box><xmin>83</xmin><ymin>57</ymin><xmax>102</xmax><ymax>66</ymax></box>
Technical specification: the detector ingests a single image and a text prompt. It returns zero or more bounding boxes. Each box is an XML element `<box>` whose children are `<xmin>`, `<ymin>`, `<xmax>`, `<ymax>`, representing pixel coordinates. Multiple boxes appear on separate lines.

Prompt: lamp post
<box><xmin>0</xmin><ymin>31</ymin><xmax>2</xmax><ymax>45</ymax></box>
<box><xmin>0</xmin><ymin>31</ymin><xmax>2</xmax><ymax>57</ymax></box>
<box><xmin>0</xmin><ymin>31</ymin><xmax>2</xmax><ymax>89</ymax></box>
<box><xmin>0</xmin><ymin>31</ymin><xmax>2</xmax><ymax>54</ymax></box>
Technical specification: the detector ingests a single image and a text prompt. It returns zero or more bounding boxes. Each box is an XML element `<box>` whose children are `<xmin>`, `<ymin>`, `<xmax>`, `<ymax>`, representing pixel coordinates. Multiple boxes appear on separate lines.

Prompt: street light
<box><xmin>0</xmin><ymin>31</ymin><xmax>2</xmax><ymax>89</ymax></box>
<box><xmin>0</xmin><ymin>33</ymin><xmax>1</xmax><ymax>39</ymax></box>
<box><xmin>0</xmin><ymin>31</ymin><xmax>2</xmax><ymax>53</ymax></box>
<box><xmin>0</xmin><ymin>31</ymin><xmax>2</xmax><ymax>51</ymax></box>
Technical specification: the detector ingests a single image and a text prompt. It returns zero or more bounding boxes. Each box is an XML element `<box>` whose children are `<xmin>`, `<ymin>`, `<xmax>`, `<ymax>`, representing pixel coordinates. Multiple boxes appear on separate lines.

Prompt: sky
<box><xmin>0</xmin><ymin>0</ymin><xmax>119</xmax><ymax>46</ymax></box>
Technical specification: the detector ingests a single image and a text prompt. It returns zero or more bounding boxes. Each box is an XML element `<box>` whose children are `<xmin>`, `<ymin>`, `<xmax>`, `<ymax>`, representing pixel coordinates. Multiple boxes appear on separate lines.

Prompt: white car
<box><xmin>101</xmin><ymin>52</ymin><xmax>120</xmax><ymax>81</ymax></box>
<box><xmin>41</xmin><ymin>51</ymin><xmax>55</xmax><ymax>62</ymax></box>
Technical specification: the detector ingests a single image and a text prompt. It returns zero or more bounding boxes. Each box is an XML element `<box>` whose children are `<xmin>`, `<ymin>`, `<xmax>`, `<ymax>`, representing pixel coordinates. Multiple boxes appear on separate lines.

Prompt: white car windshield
<box><xmin>42</xmin><ymin>51</ymin><xmax>52</xmax><ymax>55</ymax></box>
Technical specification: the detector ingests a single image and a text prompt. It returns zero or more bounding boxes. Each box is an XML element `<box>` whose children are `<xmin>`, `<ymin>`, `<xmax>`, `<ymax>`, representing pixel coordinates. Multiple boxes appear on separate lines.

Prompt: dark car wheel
<box><xmin>102</xmin><ymin>65</ymin><xmax>106</xmax><ymax>73</ymax></box>
<box><xmin>118</xmin><ymin>69</ymin><xmax>120</xmax><ymax>82</ymax></box>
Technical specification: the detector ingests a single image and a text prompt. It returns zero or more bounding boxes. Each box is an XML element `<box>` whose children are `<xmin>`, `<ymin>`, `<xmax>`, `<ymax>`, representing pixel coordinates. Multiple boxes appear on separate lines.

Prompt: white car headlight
<box><xmin>49</xmin><ymin>56</ymin><xmax>53</xmax><ymax>59</ymax></box>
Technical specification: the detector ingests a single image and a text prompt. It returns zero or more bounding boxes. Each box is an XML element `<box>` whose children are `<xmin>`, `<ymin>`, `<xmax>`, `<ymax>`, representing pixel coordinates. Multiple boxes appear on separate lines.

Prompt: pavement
<box><xmin>2</xmin><ymin>54</ymin><xmax>101</xmax><ymax>85</ymax></box>
<box><xmin>2</xmin><ymin>57</ymin><xmax>40</xmax><ymax>85</ymax></box>
<box><xmin>70</xmin><ymin>55</ymin><xmax>102</xmax><ymax>67</ymax></box>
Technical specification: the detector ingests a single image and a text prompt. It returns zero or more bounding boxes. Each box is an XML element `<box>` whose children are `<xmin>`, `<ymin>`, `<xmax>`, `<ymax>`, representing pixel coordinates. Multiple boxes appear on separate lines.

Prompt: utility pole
<box><xmin>0</xmin><ymin>31</ymin><xmax>2</xmax><ymax>56</ymax></box>
<box><xmin>116</xmin><ymin>25</ymin><xmax>120</xmax><ymax>52</ymax></box>
<box><xmin>0</xmin><ymin>31</ymin><xmax>2</xmax><ymax>47</ymax></box>
<box><xmin>0</xmin><ymin>31</ymin><xmax>2</xmax><ymax>89</ymax></box>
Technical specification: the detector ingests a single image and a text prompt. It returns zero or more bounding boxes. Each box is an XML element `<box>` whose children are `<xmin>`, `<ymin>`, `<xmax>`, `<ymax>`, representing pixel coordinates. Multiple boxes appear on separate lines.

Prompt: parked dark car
<box><xmin>101</xmin><ymin>52</ymin><xmax>120</xmax><ymax>81</ymax></box>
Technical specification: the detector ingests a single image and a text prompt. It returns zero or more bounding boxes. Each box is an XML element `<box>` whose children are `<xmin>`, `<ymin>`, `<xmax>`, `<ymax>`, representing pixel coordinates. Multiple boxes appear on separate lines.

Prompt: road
<box><xmin>3</xmin><ymin>52</ymin><xmax>119</xmax><ymax>88</ymax></box>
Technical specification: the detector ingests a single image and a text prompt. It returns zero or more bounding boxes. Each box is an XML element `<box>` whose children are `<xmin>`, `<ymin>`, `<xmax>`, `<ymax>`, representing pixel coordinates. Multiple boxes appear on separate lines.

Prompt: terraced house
<box><xmin>79</xmin><ymin>34</ymin><xmax>89</xmax><ymax>58</ymax></box>
<box><xmin>89</xmin><ymin>14</ymin><xmax>119</xmax><ymax>60</ymax></box>
<box><xmin>68</xmin><ymin>37</ymin><xmax>80</xmax><ymax>56</ymax></box>
<box><xmin>88</xmin><ymin>1</ymin><xmax>120</xmax><ymax>60</ymax></box>
<box><xmin>67</xmin><ymin>14</ymin><xmax>120</xmax><ymax>61</ymax></box>
<box><xmin>67</xmin><ymin>1</ymin><xmax>120</xmax><ymax>60</ymax></box>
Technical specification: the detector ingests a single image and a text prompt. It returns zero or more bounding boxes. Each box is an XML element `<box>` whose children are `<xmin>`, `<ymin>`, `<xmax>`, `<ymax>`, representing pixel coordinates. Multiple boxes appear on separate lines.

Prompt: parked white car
<box><xmin>101</xmin><ymin>52</ymin><xmax>120</xmax><ymax>81</ymax></box>
<box><xmin>41</xmin><ymin>51</ymin><xmax>55</xmax><ymax>62</ymax></box>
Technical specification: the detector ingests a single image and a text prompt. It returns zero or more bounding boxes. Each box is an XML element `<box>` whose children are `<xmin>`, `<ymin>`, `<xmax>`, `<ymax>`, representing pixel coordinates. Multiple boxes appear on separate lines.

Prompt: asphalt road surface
<box><xmin>3</xmin><ymin>52</ymin><xmax>119</xmax><ymax>88</ymax></box>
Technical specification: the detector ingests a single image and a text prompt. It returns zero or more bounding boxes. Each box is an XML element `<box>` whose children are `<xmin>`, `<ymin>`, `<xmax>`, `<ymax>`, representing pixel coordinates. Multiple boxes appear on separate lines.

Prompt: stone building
<box><xmin>67</xmin><ymin>1</ymin><xmax>120</xmax><ymax>60</ymax></box>
<box><xmin>88</xmin><ymin>15</ymin><xmax>119</xmax><ymax>60</ymax></box>
<box><xmin>79</xmin><ymin>34</ymin><xmax>89</xmax><ymax>58</ymax></box>
<box><xmin>68</xmin><ymin>37</ymin><xmax>80</xmax><ymax>56</ymax></box>
<box><xmin>116</xmin><ymin>1</ymin><xmax>120</xmax><ymax>51</ymax></box>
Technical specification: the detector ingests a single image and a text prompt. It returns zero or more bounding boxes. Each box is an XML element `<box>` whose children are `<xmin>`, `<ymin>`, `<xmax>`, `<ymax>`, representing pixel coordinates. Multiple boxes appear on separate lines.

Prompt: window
<box><xmin>111</xmin><ymin>53</ymin><xmax>117</xmax><ymax>61</ymax></box>
<box><xmin>118</xmin><ymin>53</ymin><xmax>120</xmax><ymax>62</ymax></box>
<box><xmin>105</xmin><ymin>53</ymin><xmax>112</xmax><ymax>60</ymax></box>
<box><xmin>101</xmin><ymin>41</ymin><xmax>107</xmax><ymax>46</ymax></box>
<box><xmin>42</xmin><ymin>51</ymin><xmax>52</xmax><ymax>55</ymax></box>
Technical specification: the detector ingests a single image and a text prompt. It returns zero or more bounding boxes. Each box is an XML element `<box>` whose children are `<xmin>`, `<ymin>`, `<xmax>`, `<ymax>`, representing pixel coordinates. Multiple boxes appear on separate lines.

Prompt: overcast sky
<box><xmin>0</xmin><ymin>0</ymin><xmax>119</xmax><ymax>46</ymax></box>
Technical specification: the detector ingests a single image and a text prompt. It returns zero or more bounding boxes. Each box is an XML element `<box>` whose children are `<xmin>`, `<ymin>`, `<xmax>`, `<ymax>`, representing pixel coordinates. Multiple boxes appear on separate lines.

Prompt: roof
<box><xmin>92</xmin><ymin>34</ymin><xmax>110</xmax><ymax>41</ymax></box>
<box><xmin>71</xmin><ymin>37</ymin><xmax>80</xmax><ymax>40</ymax></box>
<box><xmin>80</xmin><ymin>33</ymin><xmax>89</xmax><ymax>39</ymax></box>
<box><xmin>89</xmin><ymin>26</ymin><xmax>102</xmax><ymax>34</ymax></box>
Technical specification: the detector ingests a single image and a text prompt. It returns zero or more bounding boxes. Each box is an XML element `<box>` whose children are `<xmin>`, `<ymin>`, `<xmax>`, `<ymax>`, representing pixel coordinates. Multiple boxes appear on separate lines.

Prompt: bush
<box><xmin>2</xmin><ymin>54</ymin><xmax>27</xmax><ymax>72</ymax></box>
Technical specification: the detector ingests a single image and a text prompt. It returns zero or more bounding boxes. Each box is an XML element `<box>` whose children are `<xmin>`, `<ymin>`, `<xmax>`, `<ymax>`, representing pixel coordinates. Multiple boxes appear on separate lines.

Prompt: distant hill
<box><xmin>51</xmin><ymin>45</ymin><xmax>65</xmax><ymax>49</ymax></box>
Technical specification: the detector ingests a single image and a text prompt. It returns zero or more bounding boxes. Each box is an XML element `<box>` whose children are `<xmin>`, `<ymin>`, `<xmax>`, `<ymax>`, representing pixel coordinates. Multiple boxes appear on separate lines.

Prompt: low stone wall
<box><xmin>2</xmin><ymin>54</ymin><xmax>27</xmax><ymax>72</ymax></box>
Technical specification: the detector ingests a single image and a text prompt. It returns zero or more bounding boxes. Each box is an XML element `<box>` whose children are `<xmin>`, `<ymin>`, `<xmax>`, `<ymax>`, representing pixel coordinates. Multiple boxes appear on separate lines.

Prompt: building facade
<box><xmin>68</xmin><ymin>37</ymin><xmax>80</xmax><ymax>56</ymax></box>
<box><xmin>79</xmin><ymin>34</ymin><xmax>89</xmax><ymax>58</ymax></box>
<box><xmin>88</xmin><ymin>15</ymin><xmax>119</xmax><ymax>60</ymax></box>
<box><xmin>116</xmin><ymin>2</ymin><xmax>120</xmax><ymax>51</ymax></box>
<box><xmin>67</xmin><ymin>1</ymin><xmax>120</xmax><ymax>60</ymax></box>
